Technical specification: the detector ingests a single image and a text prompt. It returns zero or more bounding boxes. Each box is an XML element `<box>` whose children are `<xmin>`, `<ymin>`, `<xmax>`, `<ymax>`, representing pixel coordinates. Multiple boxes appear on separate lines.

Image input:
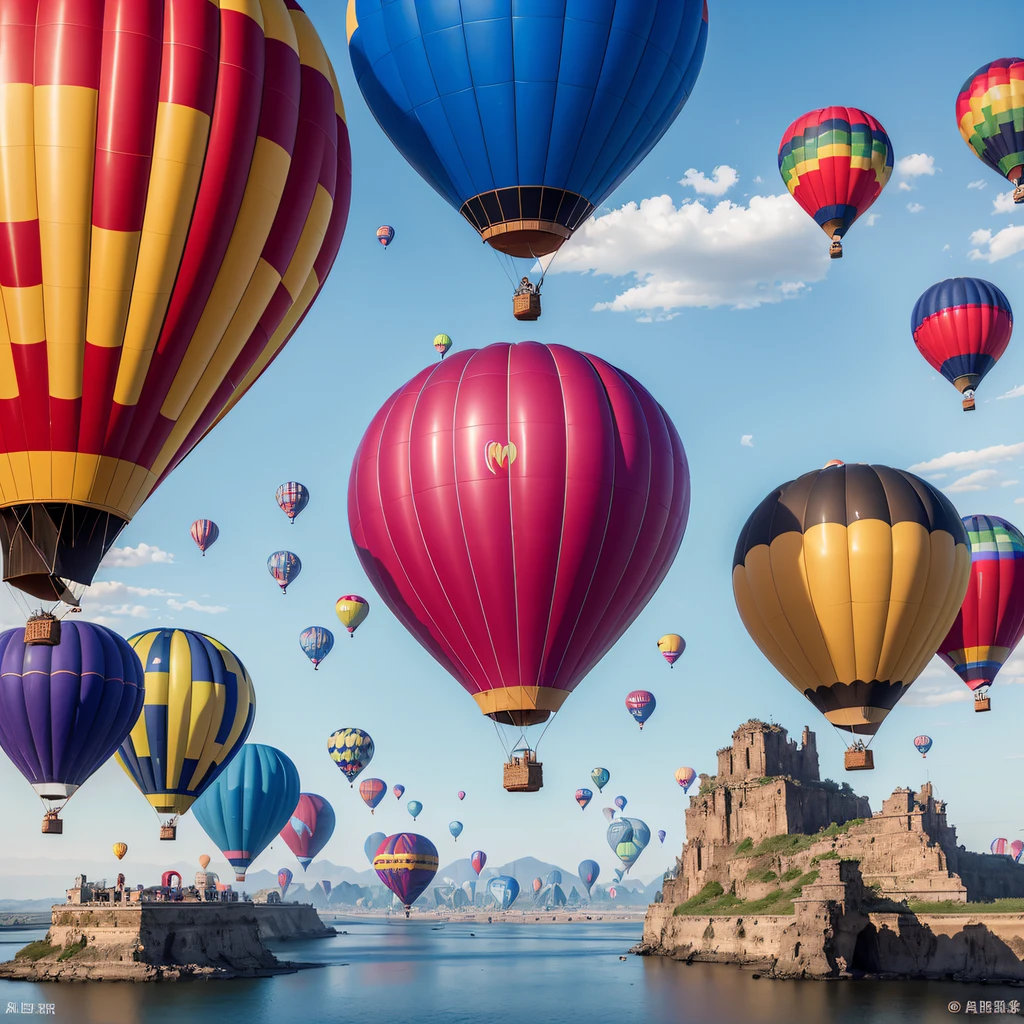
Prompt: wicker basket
<box><xmin>160</xmin><ymin>823</ymin><xmax>177</xmax><ymax>841</ymax></box>
<box><xmin>513</xmin><ymin>292</ymin><xmax>541</xmax><ymax>321</ymax></box>
<box><xmin>41</xmin><ymin>811</ymin><xmax>63</xmax><ymax>835</ymax></box>
<box><xmin>24</xmin><ymin>614</ymin><xmax>60</xmax><ymax>646</ymax></box>
<box><xmin>844</xmin><ymin>748</ymin><xmax>874</xmax><ymax>771</ymax></box>
<box><xmin>829</xmin><ymin>238</ymin><xmax>843</xmax><ymax>260</ymax></box>
<box><xmin>962</xmin><ymin>396</ymin><xmax>976</xmax><ymax>412</ymax></box>
<box><xmin>503</xmin><ymin>758</ymin><xmax>543</xmax><ymax>792</ymax></box>
<box><xmin>974</xmin><ymin>694</ymin><xmax>991</xmax><ymax>712</ymax></box>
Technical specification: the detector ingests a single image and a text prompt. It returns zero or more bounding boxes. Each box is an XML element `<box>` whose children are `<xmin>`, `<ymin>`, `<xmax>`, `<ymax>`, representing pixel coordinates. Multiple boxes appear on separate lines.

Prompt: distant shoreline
<box><xmin>320</xmin><ymin>910</ymin><xmax>647</xmax><ymax>925</ymax></box>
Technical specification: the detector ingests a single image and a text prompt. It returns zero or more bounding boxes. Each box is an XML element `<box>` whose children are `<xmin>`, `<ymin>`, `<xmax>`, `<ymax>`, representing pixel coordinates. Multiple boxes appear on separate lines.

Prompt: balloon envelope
<box><xmin>608</xmin><ymin>886</ymin><xmax>618</xmax><ymax>900</ymax></box>
<box><xmin>376</xmin><ymin>225</ymin><xmax>395</xmax><ymax>247</ymax></box>
<box><xmin>657</xmin><ymin>634</ymin><xmax>685</xmax><ymax>666</ymax></box>
<box><xmin>336</xmin><ymin>596</ymin><xmax>369</xmax><ymax>635</ymax></box>
<box><xmin>457</xmin><ymin>790</ymin><xmax>466</xmax><ymax>801</ymax></box>
<box><xmin>488</xmin><ymin>875</ymin><xmax>520</xmax><ymax>911</ymax></box>
<box><xmin>449</xmin><ymin>821</ymin><xmax>464</xmax><ymax>840</ymax></box>
<box><xmin>0</xmin><ymin>622</ymin><xmax>145</xmax><ymax>809</ymax></box>
<box><xmin>407</xmin><ymin>800</ymin><xmax>423</xmax><ymax>820</ymax></box>
<box><xmin>113</xmin><ymin>843</ymin><xmax>128</xmax><ymax>861</ymax></box>
<box><xmin>192</xmin><ymin>744</ymin><xmax>301</xmax><ymax>882</ymax></box>
<box><xmin>1011</xmin><ymin>840</ymin><xmax>1024</xmax><ymax>863</ymax></box>
<box><xmin>658</xmin><ymin>830</ymin><xmax>667</xmax><ymax>845</ymax></box>
<box><xmin>364</xmin><ymin>831</ymin><xmax>387</xmax><ymax>866</ymax></box>
<box><xmin>913</xmin><ymin>736</ymin><xmax>933</xmax><ymax>757</ymax></box>
<box><xmin>575</xmin><ymin>788</ymin><xmax>593</xmax><ymax>810</ymax></box>
<box><xmin>281</xmin><ymin>793</ymin><xmax>336</xmax><ymax>870</ymax></box>
<box><xmin>359</xmin><ymin>778</ymin><xmax>387</xmax><ymax>813</ymax></box>
<box><xmin>348</xmin><ymin>2</ymin><xmax>708</xmax><ymax>259</ymax></box>
<box><xmin>327</xmin><ymin>728</ymin><xmax>374</xmax><ymax>785</ymax></box>
<box><xmin>276</xmin><ymin>483</ymin><xmax>310</xmax><ymax>523</ymax></box>
<box><xmin>393</xmin><ymin>785</ymin><xmax>405</xmax><ymax>800</ymax></box>
<box><xmin>299</xmin><ymin>627</ymin><xmax>334</xmax><ymax>670</ymax></box>
<box><xmin>607</xmin><ymin>820</ymin><xmax>633</xmax><ymax>852</ymax></box>
<box><xmin>532</xmin><ymin>877</ymin><xmax>542</xmax><ymax>893</ymax></box>
<box><xmin>578</xmin><ymin>859</ymin><xmax>600</xmax><ymax>897</ymax></box>
<box><xmin>373</xmin><ymin>833</ymin><xmax>439</xmax><ymax>909</ymax></box>
<box><xmin>614</xmin><ymin>818</ymin><xmax>651</xmax><ymax>871</ymax></box>
<box><xmin>348</xmin><ymin>343</ymin><xmax>690</xmax><ymax>730</ymax></box>
<box><xmin>603</xmin><ymin>808</ymin><xmax>616</xmax><ymax>823</ymax></box>
<box><xmin>434</xmin><ymin>334</ymin><xmax>453</xmax><ymax>358</ymax></box>
<box><xmin>957</xmin><ymin>60</ymin><xmax>1024</xmax><ymax>189</ymax></box>
<box><xmin>191</xmin><ymin>520</ymin><xmax>219</xmax><ymax>555</ymax></box>
<box><xmin>471</xmin><ymin>850</ymin><xmax>487</xmax><ymax>876</ymax></box>
<box><xmin>992</xmin><ymin>838</ymin><xmax>1009</xmax><ymax>855</ymax></box>
<box><xmin>625</xmin><ymin>690</ymin><xmax>656</xmax><ymax>728</ymax></box>
<box><xmin>733</xmin><ymin>464</ymin><xmax>970</xmax><ymax>738</ymax></box>
<box><xmin>116</xmin><ymin>630</ymin><xmax>255</xmax><ymax>820</ymax></box>
<box><xmin>198</xmin><ymin>855</ymin><xmax>211</xmax><ymax>871</ymax></box>
<box><xmin>614</xmin><ymin>796</ymin><xmax>628</xmax><ymax>811</ymax></box>
<box><xmin>675</xmin><ymin>767</ymin><xmax>697</xmax><ymax>793</ymax></box>
<box><xmin>591</xmin><ymin>768</ymin><xmax>610</xmax><ymax>792</ymax></box>
<box><xmin>278</xmin><ymin>868</ymin><xmax>293</xmax><ymax>898</ymax></box>
<box><xmin>267</xmin><ymin>551</ymin><xmax>301</xmax><ymax>593</ymax></box>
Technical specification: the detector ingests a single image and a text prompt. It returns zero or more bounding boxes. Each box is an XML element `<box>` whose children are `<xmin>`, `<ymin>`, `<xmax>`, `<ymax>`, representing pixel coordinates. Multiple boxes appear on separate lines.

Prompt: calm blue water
<box><xmin>0</xmin><ymin>919</ymin><xmax>1020</xmax><ymax>1024</ymax></box>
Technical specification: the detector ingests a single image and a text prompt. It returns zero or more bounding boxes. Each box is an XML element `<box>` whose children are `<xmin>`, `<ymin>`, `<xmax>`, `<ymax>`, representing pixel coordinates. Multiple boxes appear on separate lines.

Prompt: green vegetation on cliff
<box><xmin>906</xmin><ymin>898</ymin><xmax>1024</xmax><ymax>915</ymax></box>
<box><xmin>747</xmin><ymin>819</ymin><xmax>865</xmax><ymax>858</ymax></box>
<box><xmin>15</xmin><ymin>941</ymin><xmax>55</xmax><ymax>961</ymax></box>
<box><xmin>56</xmin><ymin>938</ymin><xmax>86</xmax><ymax>962</ymax></box>
<box><xmin>673</xmin><ymin>871</ymin><xmax>821</xmax><ymax>916</ymax></box>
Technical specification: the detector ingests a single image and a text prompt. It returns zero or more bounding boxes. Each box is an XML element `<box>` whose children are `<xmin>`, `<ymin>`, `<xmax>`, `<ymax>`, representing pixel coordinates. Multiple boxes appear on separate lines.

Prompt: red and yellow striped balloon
<box><xmin>0</xmin><ymin>0</ymin><xmax>351</xmax><ymax>602</ymax></box>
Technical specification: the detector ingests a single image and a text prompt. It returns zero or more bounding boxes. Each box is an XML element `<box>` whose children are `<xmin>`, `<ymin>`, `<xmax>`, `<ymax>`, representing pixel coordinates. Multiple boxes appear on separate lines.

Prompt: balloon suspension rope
<box><xmin>830</xmin><ymin>722</ymin><xmax>876</xmax><ymax>752</ymax></box>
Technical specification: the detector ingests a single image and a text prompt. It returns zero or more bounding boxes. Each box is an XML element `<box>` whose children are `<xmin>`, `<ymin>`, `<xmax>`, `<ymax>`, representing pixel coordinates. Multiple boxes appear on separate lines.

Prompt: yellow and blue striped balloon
<box><xmin>115</xmin><ymin>629</ymin><xmax>256</xmax><ymax>824</ymax></box>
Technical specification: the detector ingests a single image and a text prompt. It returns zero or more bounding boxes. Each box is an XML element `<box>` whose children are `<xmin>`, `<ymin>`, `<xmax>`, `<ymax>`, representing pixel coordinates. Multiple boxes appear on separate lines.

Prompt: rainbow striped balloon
<box><xmin>957</xmin><ymin>59</ymin><xmax>1024</xmax><ymax>197</ymax></box>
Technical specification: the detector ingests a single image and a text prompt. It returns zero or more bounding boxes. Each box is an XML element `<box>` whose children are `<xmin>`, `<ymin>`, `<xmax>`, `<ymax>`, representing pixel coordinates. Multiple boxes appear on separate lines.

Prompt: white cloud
<box><xmin>926</xmin><ymin>473</ymin><xmax>947</xmax><ymax>481</ymax></box>
<box><xmin>101</xmin><ymin>543</ymin><xmax>174</xmax><ymax>567</ymax></box>
<box><xmin>166</xmin><ymin>598</ymin><xmax>227</xmax><ymax>614</ymax></box>
<box><xmin>968</xmin><ymin>179</ymin><xmax>987</xmax><ymax>190</ymax></box>
<box><xmin>679</xmin><ymin>165</ymin><xmax>739</xmax><ymax>197</ymax></box>
<box><xmin>86</xmin><ymin>581</ymin><xmax>180</xmax><ymax>601</ymax></box>
<box><xmin>998</xmin><ymin>384</ymin><xmax>1024</xmax><ymax>400</ymax></box>
<box><xmin>1001</xmin><ymin>479</ymin><xmax>1020</xmax><ymax>487</ymax></box>
<box><xmin>993</xmin><ymin>651</ymin><xmax>1024</xmax><ymax>684</ymax></box>
<box><xmin>753</xmin><ymin>175</ymin><xmax>763</xmax><ymax>184</ymax></box>
<box><xmin>942</xmin><ymin>243</ymin><xmax>951</xmax><ymax>252</ymax></box>
<box><xmin>968</xmin><ymin>224</ymin><xmax>1024</xmax><ymax>262</ymax></box>
<box><xmin>992</xmin><ymin>190</ymin><xmax>1016</xmax><ymax>214</ymax></box>
<box><xmin>740</xmin><ymin>435</ymin><xmax>754</xmax><ymax>447</ymax></box>
<box><xmin>906</xmin><ymin>202</ymin><xmax>925</xmax><ymax>214</ymax></box>
<box><xmin>946</xmin><ymin>469</ymin><xmax>997</xmax><ymax>493</ymax></box>
<box><xmin>898</xmin><ymin>181</ymin><xmax>914</xmax><ymax>192</ymax></box>
<box><xmin>909</xmin><ymin>442</ymin><xmax>1024</xmax><ymax>474</ymax></box>
<box><xmin>896</xmin><ymin>153</ymin><xmax>937</xmax><ymax>177</ymax></box>
<box><xmin>865</xmin><ymin>213</ymin><xmax>880</xmax><ymax>227</ymax></box>
<box><xmin>902</xmin><ymin>682</ymin><xmax>972</xmax><ymax>707</ymax></box>
<box><xmin>1016</xmin><ymin>497</ymin><xmax>1024</xmax><ymax>505</ymax></box>
<box><xmin>551</xmin><ymin>192</ymin><xmax>828</xmax><ymax>313</ymax></box>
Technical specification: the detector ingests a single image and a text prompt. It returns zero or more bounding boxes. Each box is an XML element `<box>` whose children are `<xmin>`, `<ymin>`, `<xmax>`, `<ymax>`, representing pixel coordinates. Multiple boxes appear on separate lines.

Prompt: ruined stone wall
<box><xmin>715</xmin><ymin>721</ymin><xmax>819</xmax><ymax>784</ymax></box>
<box><xmin>956</xmin><ymin>852</ymin><xmax>1024</xmax><ymax>903</ymax></box>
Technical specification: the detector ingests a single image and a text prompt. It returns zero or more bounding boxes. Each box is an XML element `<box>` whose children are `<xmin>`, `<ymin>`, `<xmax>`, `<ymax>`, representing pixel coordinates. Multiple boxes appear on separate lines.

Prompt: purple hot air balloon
<box><xmin>658</xmin><ymin>829</ymin><xmax>667</xmax><ymax>845</ymax></box>
<box><xmin>0</xmin><ymin>622</ymin><xmax>145</xmax><ymax>832</ymax></box>
<box><xmin>373</xmin><ymin>833</ymin><xmax>439</xmax><ymax>917</ymax></box>
<box><xmin>393</xmin><ymin>784</ymin><xmax>405</xmax><ymax>800</ymax></box>
<box><xmin>614</xmin><ymin>795</ymin><xmax>627</xmax><ymax>812</ymax></box>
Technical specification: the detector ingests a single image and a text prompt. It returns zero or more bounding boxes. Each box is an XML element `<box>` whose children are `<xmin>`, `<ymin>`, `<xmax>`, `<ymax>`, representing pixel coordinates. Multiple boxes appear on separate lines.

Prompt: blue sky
<box><xmin>2</xmin><ymin>0</ymin><xmax>1023</xmax><ymax>894</ymax></box>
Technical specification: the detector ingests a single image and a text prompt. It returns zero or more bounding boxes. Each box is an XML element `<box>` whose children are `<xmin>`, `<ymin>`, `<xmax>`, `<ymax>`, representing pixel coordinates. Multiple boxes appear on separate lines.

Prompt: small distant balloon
<box><xmin>608</xmin><ymin>886</ymin><xmax>618</xmax><ymax>900</ymax></box>
<box><xmin>658</xmin><ymin>830</ymin><xmax>666</xmax><ymax>845</ymax></box>
<box><xmin>364</xmin><ymin>831</ymin><xmax>387</xmax><ymax>865</ymax></box>
<box><xmin>327</xmin><ymin>728</ymin><xmax>374</xmax><ymax>787</ymax></box>
<box><xmin>407</xmin><ymin>800</ymin><xmax>423</xmax><ymax>820</ymax></box>
<box><xmin>471</xmin><ymin>850</ymin><xmax>487</xmax><ymax>876</ymax></box>
<box><xmin>267</xmin><ymin>550</ymin><xmax>301</xmax><ymax>594</ymax></box>
<box><xmin>532</xmin><ymin>877</ymin><xmax>543</xmax><ymax>893</ymax></box>
<box><xmin>376</xmin><ymin>225</ymin><xmax>395</xmax><ymax>248</ymax></box>
<box><xmin>657</xmin><ymin>633</ymin><xmax>685</xmax><ymax>667</ymax></box>
<box><xmin>276</xmin><ymin>482</ymin><xmax>309</xmax><ymax>523</ymax></box>
<box><xmin>299</xmin><ymin>627</ymin><xmax>334</xmax><ymax>670</ymax></box>
<box><xmin>614</xmin><ymin>796</ymin><xmax>627</xmax><ymax>812</ymax></box>
<box><xmin>113</xmin><ymin>843</ymin><xmax>128</xmax><ymax>861</ymax></box>
<box><xmin>457</xmin><ymin>790</ymin><xmax>466</xmax><ymax>801</ymax></box>
<box><xmin>914</xmin><ymin>735</ymin><xmax>933</xmax><ymax>758</ymax></box>
<box><xmin>278</xmin><ymin>868</ymin><xmax>293</xmax><ymax>899</ymax></box>
<box><xmin>1011</xmin><ymin>840</ymin><xmax>1024</xmax><ymax>863</ymax></box>
<box><xmin>591</xmin><ymin>768</ymin><xmax>610</xmax><ymax>792</ymax></box>
<box><xmin>434</xmin><ymin>334</ymin><xmax>453</xmax><ymax>359</ymax></box>
<box><xmin>393</xmin><ymin>785</ymin><xmax>405</xmax><ymax>800</ymax></box>
<box><xmin>336</xmin><ymin>595</ymin><xmax>369</xmax><ymax>636</ymax></box>
<box><xmin>190</xmin><ymin>520</ymin><xmax>219</xmax><ymax>556</ymax></box>
<box><xmin>449</xmin><ymin>821</ymin><xmax>463</xmax><ymax>841</ymax></box>
<box><xmin>199</xmin><ymin>854</ymin><xmax>211</xmax><ymax>870</ymax></box>
<box><xmin>359</xmin><ymin>778</ymin><xmax>387</xmax><ymax>814</ymax></box>
<box><xmin>603</xmin><ymin>808</ymin><xmax>616</xmax><ymax>823</ymax></box>
<box><xmin>575</xmin><ymin>788</ymin><xmax>593</xmax><ymax>811</ymax></box>
<box><xmin>675</xmin><ymin>767</ymin><xmax>697</xmax><ymax>793</ymax></box>
<box><xmin>991</xmin><ymin>837</ymin><xmax>1010</xmax><ymax>855</ymax></box>
<box><xmin>578</xmin><ymin>859</ymin><xmax>600</xmax><ymax>896</ymax></box>
<box><xmin>625</xmin><ymin>690</ymin><xmax>656</xmax><ymax>729</ymax></box>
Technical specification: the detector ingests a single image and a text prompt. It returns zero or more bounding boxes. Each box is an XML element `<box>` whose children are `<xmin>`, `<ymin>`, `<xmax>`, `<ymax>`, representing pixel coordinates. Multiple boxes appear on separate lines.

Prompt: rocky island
<box><xmin>0</xmin><ymin>874</ymin><xmax>335</xmax><ymax>981</ymax></box>
<box><xmin>639</xmin><ymin>720</ymin><xmax>1024</xmax><ymax>982</ymax></box>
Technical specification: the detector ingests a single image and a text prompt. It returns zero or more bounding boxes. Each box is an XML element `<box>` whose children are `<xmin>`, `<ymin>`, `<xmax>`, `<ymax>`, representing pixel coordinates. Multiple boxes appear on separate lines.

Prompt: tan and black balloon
<box><xmin>732</xmin><ymin>462</ymin><xmax>970</xmax><ymax>739</ymax></box>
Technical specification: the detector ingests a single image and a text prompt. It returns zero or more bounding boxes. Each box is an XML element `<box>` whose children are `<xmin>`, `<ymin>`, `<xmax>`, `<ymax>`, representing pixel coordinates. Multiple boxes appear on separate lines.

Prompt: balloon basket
<box><xmin>513</xmin><ymin>292</ymin><xmax>541</xmax><ymax>321</ymax></box>
<box><xmin>24</xmin><ymin>613</ymin><xmax>60</xmax><ymax>646</ymax></box>
<box><xmin>503</xmin><ymin>757</ymin><xmax>543</xmax><ymax>792</ymax></box>
<box><xmin>974</xmin><ymin>694</ymin><xmax>991</xmax><ymax>712</ymax></box>
<box><xmin>41</xmin><ymin>811</ymin><xmax>62</xmax><ymax>835</ymax></box>
<box><xmin>962</xmin><ymin>396</ymin><xmax>976</xmax><ymax>412</ymax></box>
<box><xmin>844</xmin><ymin>748</ymin><xmax>874</xmax><ymax>771</ymax></box>
<box><xmin>160</xmin><ymin>824</ymin><xmax>177</xmax><ymax>841</ymax></box>
<box><xmin>1013</xmin><ymin>183</ymin><xmax>1024</xmax><ymax>203</ymax></box>
<box><xmin>829</xmin><ymin>238</ymin><xmax>843</xmax><ymax>259</ymax></box>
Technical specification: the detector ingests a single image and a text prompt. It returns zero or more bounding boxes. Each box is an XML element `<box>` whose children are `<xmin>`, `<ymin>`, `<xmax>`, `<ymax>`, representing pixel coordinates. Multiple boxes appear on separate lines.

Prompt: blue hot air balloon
<box><xmin>658</xmin><ymin>830</ymin><xmax>667</xmax><ymax>845</ymax></box>
<box><xmin>268</xmin><ymin>551</ymin><xmax>301</xmax><ymax>594</ymax></box>
<box><xmin>449</xmin><ymin>821</ymin><xmax>464</xmax><ymax>842</ymax></box>
<box><xmin>591</xmin><ymin>768</ymin><xmax>610</xmax><ymax>793</ymax></box>
<box><xmin>545</xmin><ymin>870</ymin><xmax>562</xmax><ymax>887</ymax></box>
<box><xmin>614</xmin><ymin>868</ymin><xmax>626</xmax><ymax>883</ymax></box>
<box><xmin>578</xmin><ymin>859</ymin><xmax>600</xmax><ymax>897</ymax></box>
<box><xmin>488</xmin><ymin>875</ymin><xmax>521</xmax><ymax>911</ymax></box>
<box><xmin>614</xmin><ymin>819</ymin><xmax>651</xmax><ymax>872</ymax></box>
<box><xmin>614</xmin><ymin>796</ymin><xmax>628</xmax><ymax>812</ymax></box>
<box><xmin>364</xmin><ymin>831</ymin><xmax>387</xmax><ymax>866</ymax></box>
<box><xmin>193</xmin><ymin>744</ymin><xmax>301</xmax><ymax>882</ymax></box>
<box><xmin>607</xmin><ymin>819</ymin><xmax>634</xmax><ymax>853</ymax></box>
<box><xmin>407</xmin><ymin>800</ymin><xmax>423</xmax><ymax>821</ymax></box>
<box><xmin>299</xmin><ymin>627</ymin><xmax>334</xmax><ymax>671</ymax></box>
<box><xmin>348</xmin><ymin>1</ymin><xmax>709</xmax><ymax>301</ymax></box>
<box><xmin>278</xmin><ymin>867</ymin><xmax>293</xmax><ymax>899</ymax></box>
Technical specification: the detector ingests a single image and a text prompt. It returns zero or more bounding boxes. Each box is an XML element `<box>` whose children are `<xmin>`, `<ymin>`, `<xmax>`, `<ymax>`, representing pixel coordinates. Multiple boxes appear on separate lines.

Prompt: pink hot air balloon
<box><xmin>1010</xmin><ymin>839</ymin><xmax>1024</xmax><ymax>863</ymax></box>
<box><xmin>348</xmin><ymin>342</ymin><xmax>690</xmax><ymax>780</ymax></box>
<box><xmin>991</xmin><ymin>838</ymin><xmax>1009</xmax><ymax>855</ymax></box>
<box><xmin>457</xmin><ymin>791</ymin><xmax>466</xmax><ymax>801</ymax></box>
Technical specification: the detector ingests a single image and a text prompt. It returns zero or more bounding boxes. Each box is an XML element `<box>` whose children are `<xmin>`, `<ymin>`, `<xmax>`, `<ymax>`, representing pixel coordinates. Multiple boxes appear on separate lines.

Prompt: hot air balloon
<box><xmin>778</xmin><ymin>107</ymin><xmax>893</xmax><ymax>258</ymax></box>
<box><xmin>957</xmin><ymin>60</ymin><xmax>1024</xmax><ymax>202</ymax></box>
<box><xmin>376</xmin><ymin>225</ymin><xmax>395</xmax><ymax>248</ymax></box>
<box><xmin>359</xmin><ymin>779</ymin><xmax>386</xmax><ymax>814</ymax></box>
<box><xmin>327</xmin><ymin>728</ymin><xmax>374</xmax><ymax>787</ymax></box>
<box><xmin>336</xmin><ymin>596</ymin><xmax>369</xmax><ymax>637</ymax></box>
<box><xmin>349</xmin><ymin>343</ymin><xmax>690</xmax><ymax>791</ymax></box>
<box><xmin>113</xmin><ymin>843</ymin><xmax>128</xmax><ymax>861</ymax></box>
<box><xmin>373</xmin><ymin>833</ymin><xmax>439</xmax><ymax>917</ymax></box>
<box><xmin>457</xmin><ymin>791</ymin><xmax>466</xmax><ymax>801</ymax></box>
<box><xmin>449</xmin><ymin>821</ymin><xmax>464</xmax><ymax>842</ymax></box>
<box><xmin>199</xmin><ymin>854</ymin><xmax>211</xmax><ymax>871</ymax></box>
<box><xmin>321</xmin><ymin>879</ymin><xmax>333</xmax><ymax>901</ymax></box>
<box><xmin>1011</xmin><ymin>840</ymin><xmax>1024</xmax><ymax>863</ymax></box>
<box><xmin>348</xmin><ymin>1</ymin><xmax>707</xmax><ymax>320</ymax></box>
<box><xmin>658</xmin><ymin>830</ymin><xmax>667</xmax><ymax>845</ymax></box>
<box><xmin>267</xmin><ymin>551</ymin><xmax>301</xmax><ymax>594</ymax></box>
<box><xmin>657</xmin><ymin>634</ymin><xmax>685</xmax><ymax>667</ymax></box>
<box><xmin>578</xmin><ymin>859</ymin><xmax>600</xmax><ymax>897</ymax></box>
<box><xmin>299</xmin><ymin>627</ymin><xmax>334</xmax><ymax>671</ymax></box>
<box><xmin>116</xmin><ymin>629</ymin><xmax>256</xmax><ymax>839</ymax></box>
<box><xmin>0</xmin><ymin>621</ymin><xmax>145</xmax><ymax>833</ymax></box>
<box><xmin>192</xmin><ymin>744</ymin><xmax>301</xmax><ymax>882</ymax></box>
<box><xmin>281</xmin><ymin>793</ymin><xmax>335</xmax><ymax>871</ymax></box>
<box><xmin>608</xmin><ymin>886</ymin><xmax>618</xmax><ymax>900</ymax></box>
<box><xmin>575</xmin><ymin>789</ymin><xmax>593</xmax><ymax>811</ymax></box>
<box><xmin>625</xmin><ymin>690</ymin><xmax>656</xmax><ymax>729</ymax></box>
<box><xmin>733</xmin><ymin>462</ymin><xmax>970</xmax><ymax>771</ymax></box>
<box><xmin>278</xmin><ymin>868</ymin><xmax>293</xmax><ymax>899</ymax></box>
<box><xmin>614</xmin><ymin>796</ymin><xmax>628</xmax><ymax>812</ymax></box>
<box><xmin>488</xmin><ymin>875</ymin><xmax>520</xmax><ymax>911</ymax></box>
<box><xmin>610</xmin><ymin>818</ymin><xmax>650</xmax><ymax>872</ymax></box>
<box><xmin>471</xmin><ymin>851</ymin><xmax>487</xmax><ymax>877</ymax></box>
<box><xmin>191</xmin><ymin>520</ymin><xmax>219</xmax><ymax>556</ymax></box>
<box><xmin>911</xmin><ymin>279</ymin><xmax>1012</xmax><ymax>412</ymax></box>
<box><xmin>407</xmin><ymin>800</ymin><xmax>423</xmax><ymax>821</ymax></box>
<box><xmin>914</xmin><ymin>736</ymin><xmax>933</xmax><ymax>758</ymax></box>
<box><xmin>992</xmin><ymin>838</ymin><xmax>1010</xmax><ymax>855</ymax></box>
<box><xmin>603</xmin><ymin>808</ymin><xmax>616</xmax><ymax>823</ymax></box>
<box><xmin>0</xmin><ymin>5</ymin><xmax>350</xmax><ymax>607</ymax></box>
<box><xmin>591</xmin><ymin>768</ymin><xmax>610</xmax><ymax>793</ymax></box>
<box><xmin>434</xmin><ymin>334</ymin><xmax>453</xmax><ymax>359</ymax></box>
<box><xmin>938</xmin><ymin>515</ymin><xmax>1024</xmax><ymax>713</ymax></box>
<box><xmin>276</xmin><ymin>483</ymin><xmax>310</xmax><ymax>524</ymax></box>
<box><xmin>675</xmin><ymin>767</ymin><xmax>697</xmax><ymax>793</ymax></box>
<box><xmin>364</xmin><ymin>831</ymin><xmax>387</xmax><ymax>866</ymax></box>
<box><xmin>532</xmin><ymin>877</ymin><xmax>543</xmax><ymax>894</ymax></box>
<box><xmin>607</xmin><ymin>820</ymin><xmax>633</xmax><ymax>852</ymax></box>
<box><xmin>393</xmin><ymin>785</ymin><xmax>405</xmax><ymax>801</ymax></box>
<box><xmin>545</xmin><ymin>871</ymin><xmax>562</xmax><ymax>887</ymax></box>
